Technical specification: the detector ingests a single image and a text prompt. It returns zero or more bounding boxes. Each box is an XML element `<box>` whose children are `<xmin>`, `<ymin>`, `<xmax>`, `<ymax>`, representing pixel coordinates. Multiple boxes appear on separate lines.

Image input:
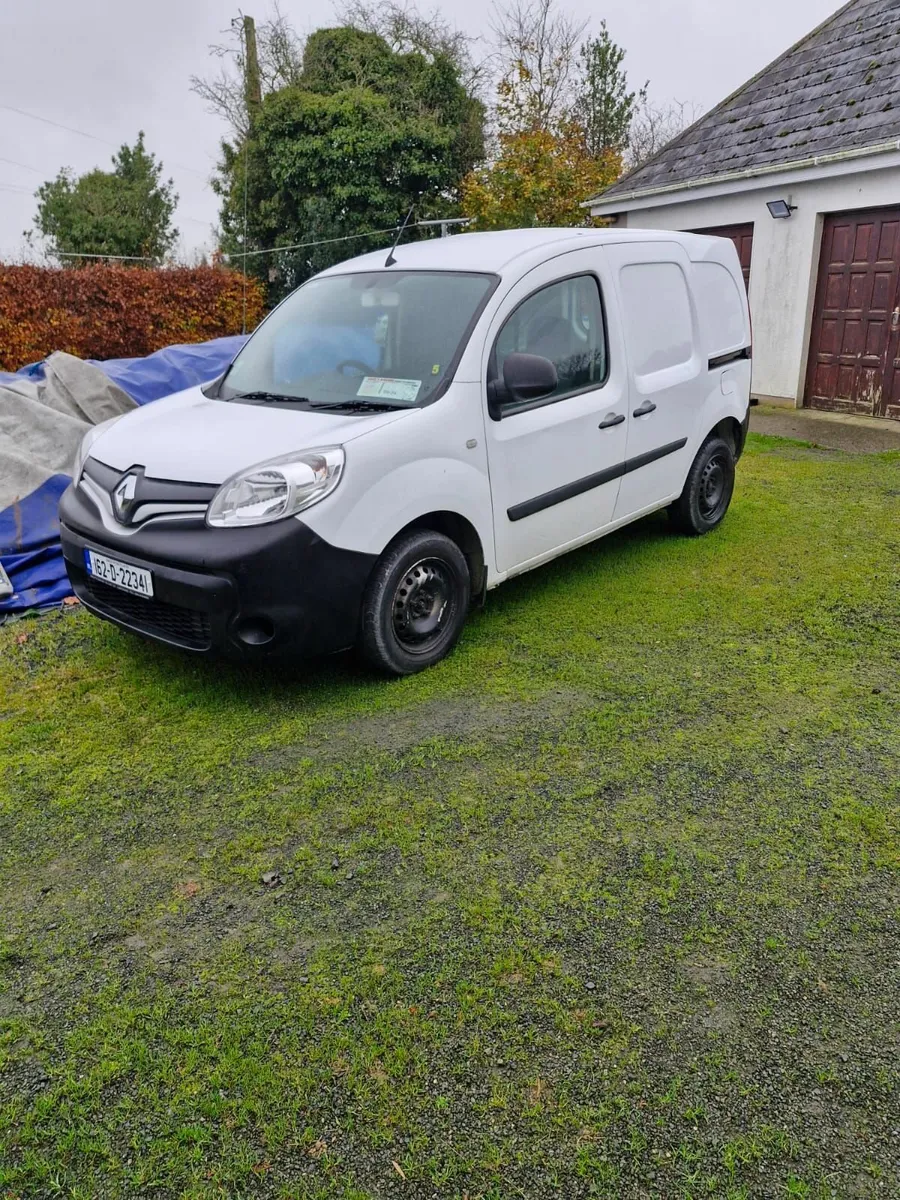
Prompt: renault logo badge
<box><xmin>112</xmin><ymin>471</ymin><xmax>139</xmax><ymax>524</ymax></box>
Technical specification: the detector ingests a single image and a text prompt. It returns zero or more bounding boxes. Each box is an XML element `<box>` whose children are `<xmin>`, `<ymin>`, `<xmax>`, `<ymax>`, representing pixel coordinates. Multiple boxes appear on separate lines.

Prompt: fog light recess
<box><xmin>236</xmin><ymin>617</ymin><xmax>276</xmax><ymax>646</ymax></box>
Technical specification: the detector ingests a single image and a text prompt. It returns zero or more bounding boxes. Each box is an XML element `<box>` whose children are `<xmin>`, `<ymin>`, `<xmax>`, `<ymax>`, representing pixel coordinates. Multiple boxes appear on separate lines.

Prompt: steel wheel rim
<box><xmin>699</xmin><ymin>454</ymin><xmax>728</xmax><ymax>519</ymax></box>
<box><xmin>392</xmin><ymin>557</ymin><xmax>453</xmax><ymax>652</ymax></box>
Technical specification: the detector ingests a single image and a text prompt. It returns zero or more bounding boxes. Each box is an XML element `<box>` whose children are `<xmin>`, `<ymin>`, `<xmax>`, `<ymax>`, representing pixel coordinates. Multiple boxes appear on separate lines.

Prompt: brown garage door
<box><xmin>805</xmin><ymin>209</ymin><xmax>900</xmax><ymax>420</ymax></box>
<box><xmin>690</xmin><ymin>224</ymin><xmax>754</xmax><ymax>290</ymax></box>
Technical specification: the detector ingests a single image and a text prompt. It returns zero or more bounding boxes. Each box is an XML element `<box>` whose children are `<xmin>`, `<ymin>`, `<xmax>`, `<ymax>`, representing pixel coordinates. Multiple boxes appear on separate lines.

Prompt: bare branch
<box><xmin>626</xmin><ymin>97</ymin><xmax>703</xmax><ymax>170</ymax></box>
<box><xmin>190</xmin><ymin>5</ymin><xmax>304</xmax><ymax>137</ymax></box>
<box><xmin>491</xmin><ymin>0</ymin><xmax>587</xmax><ymax>132</ymax></box>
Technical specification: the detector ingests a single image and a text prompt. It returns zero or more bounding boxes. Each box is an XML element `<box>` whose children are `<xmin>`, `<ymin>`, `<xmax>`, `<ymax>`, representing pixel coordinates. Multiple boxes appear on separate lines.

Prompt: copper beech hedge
<box><xmin>0</xmin><ymin>264</ymin><xmax>267</xmax><ymax>372</ymax></box>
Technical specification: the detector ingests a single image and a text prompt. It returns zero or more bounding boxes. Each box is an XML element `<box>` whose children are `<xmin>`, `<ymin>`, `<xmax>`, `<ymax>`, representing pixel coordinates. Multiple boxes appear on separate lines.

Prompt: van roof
<box><xmin>322</xmin><ymin>226</ymin><xmax>720</xmax><ymax>278</ymax></box>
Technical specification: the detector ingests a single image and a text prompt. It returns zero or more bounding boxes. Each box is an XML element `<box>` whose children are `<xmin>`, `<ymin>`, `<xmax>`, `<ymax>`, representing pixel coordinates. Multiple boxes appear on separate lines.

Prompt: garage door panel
<box><xmin>872</xmin><ymin>270</ymin><xmax>894</xmax><ymax>309</ymax></box>
<box><xmin>830</xmin><ymin>223</ymin><xmax>851</xmax><ymax>263</ymax></box>
<box><xmin>865</xmin><ymin>319</ymin><xmax>887</xmax><ymax>357</ymax></box>
<box><xmin>877</xmin><ymin>221</ymin><xmax>900</xmax><ymax>260</ymax></box>
<box><xmin>824</xmin><ymin>272</ymin><xmax>846</xmax><ymax>309</ymax></box>
<box><xmin>840</xmin><ymin>319</ymin><xmax>863</xmax><ymax>355</ymax></box>
<box><xmin>853</xmin><ymin>223</ymin><xmax>875</xmax><ymax>262</ymax></box>
<box><xmin>818</xmin><ymin>318</ymin><xmax>839</xmax><ymax>355</ymax></box>
<box><xmin>848</xmin><ymin>271</ymin><xmax>873</xmax><ymax>310</ymax></box>
<box><xmin>813</xmin><ymin>362</ymin><xmax>837</xmax><ymax>398</ymax></box>
<box><xmin>806</xmin><ymin>208</ymin><xmax>900</xmax><ymax>420</ymax></box>
<box><xmin>836</xmin><ymin>364</ymin><xmax>855</xmax><ymax>400</ymax></box>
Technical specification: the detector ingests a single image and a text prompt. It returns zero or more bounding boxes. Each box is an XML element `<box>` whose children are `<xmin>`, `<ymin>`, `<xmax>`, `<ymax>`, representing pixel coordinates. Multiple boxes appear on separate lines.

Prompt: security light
<box><xmin>767</xmin><ymin>199</ymin><xmax>797</xmax><ymax>219</ymax></box>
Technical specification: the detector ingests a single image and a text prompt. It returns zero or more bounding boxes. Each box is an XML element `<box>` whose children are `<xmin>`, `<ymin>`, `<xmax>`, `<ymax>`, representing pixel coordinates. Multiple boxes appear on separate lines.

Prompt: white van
<box><xmin>60</xmin><ymin>228</ymin><xmax>751</xmax><ymax>675</ymax></box>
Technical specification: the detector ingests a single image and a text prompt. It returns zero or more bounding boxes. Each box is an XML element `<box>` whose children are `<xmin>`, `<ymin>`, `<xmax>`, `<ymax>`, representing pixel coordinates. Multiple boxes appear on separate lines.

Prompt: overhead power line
<box><xmin>0</xmin><ymin>155</ymin><xmax>44</xmax><ymax>175</ymax></box>
<box><xmin>31</xmin><ymin>217</ymin><xmax>471</xmax><ymax>265</ymax></box>
<box><xmin>0</xmin><ymin>104</ymin><xmax>213</xmax><ymax>181</ymax></box>
<box><xmin>222</xmin><ymin>218</ymin><xmax>473</xmax><ymax>261</ymax></box>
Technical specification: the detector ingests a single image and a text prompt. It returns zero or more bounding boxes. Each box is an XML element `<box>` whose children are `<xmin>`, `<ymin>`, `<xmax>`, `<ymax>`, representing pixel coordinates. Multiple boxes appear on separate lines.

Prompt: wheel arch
<box><xmin>710</xmin><ymin>415</ymin><xmax>748</xmax><ymax>460</ymax></box>
<box><xmin>389</xmin><ymin>511</ymin><xmax>487</xmax><ymax>603</ymax></box>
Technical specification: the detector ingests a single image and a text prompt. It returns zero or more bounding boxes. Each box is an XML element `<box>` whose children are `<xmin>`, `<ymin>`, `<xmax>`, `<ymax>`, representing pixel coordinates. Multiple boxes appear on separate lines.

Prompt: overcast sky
<box><xmin>0</xmin><ymin>0</ymin><xmax>839</xmax><ymax>260</ymax></box>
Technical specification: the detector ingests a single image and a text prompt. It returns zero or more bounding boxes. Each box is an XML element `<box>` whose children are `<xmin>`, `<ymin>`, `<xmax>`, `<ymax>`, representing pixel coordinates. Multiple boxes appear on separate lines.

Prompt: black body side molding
<box><xmin>507</xmin><ymin>438</ymin><xmax>688</xmax><ymax>522</ymax></box>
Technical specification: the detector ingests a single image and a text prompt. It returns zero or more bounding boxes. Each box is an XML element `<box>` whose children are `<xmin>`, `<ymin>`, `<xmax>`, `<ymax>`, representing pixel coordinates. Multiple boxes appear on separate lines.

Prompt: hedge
<box><xmin>0</xmin><ymin>264</ymin><xmax>267</xmax><ymax>372</ymax></box>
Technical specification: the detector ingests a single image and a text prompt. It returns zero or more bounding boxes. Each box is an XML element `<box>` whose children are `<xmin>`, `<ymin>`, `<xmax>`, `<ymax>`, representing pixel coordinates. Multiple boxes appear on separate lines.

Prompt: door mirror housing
<box><xmin>488</xmin><ymin>352</ymin><xmax>558</xmax><ymax>419</ymax></box>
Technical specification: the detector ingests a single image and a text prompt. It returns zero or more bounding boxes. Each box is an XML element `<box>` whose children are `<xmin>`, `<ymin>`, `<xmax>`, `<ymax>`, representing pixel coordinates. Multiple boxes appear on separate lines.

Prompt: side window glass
<box><xmin>494</xmin><ymin>275</ymin><xmax>607</xmax><ymax>410</ymax></box>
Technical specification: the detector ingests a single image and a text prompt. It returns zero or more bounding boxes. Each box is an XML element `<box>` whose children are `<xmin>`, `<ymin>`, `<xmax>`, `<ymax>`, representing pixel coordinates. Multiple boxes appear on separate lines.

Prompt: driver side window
<box><xmin>494</xmin><ymin>274</ymin><xmax>608</xmax><ymax>412</ymax></box>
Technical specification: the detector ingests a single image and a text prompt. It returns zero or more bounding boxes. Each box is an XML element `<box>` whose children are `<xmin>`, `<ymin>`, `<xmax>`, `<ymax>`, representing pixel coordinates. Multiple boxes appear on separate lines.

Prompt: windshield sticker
<box><xmin>357</xmin><ymin>376</ymin><xmax>422</xmax><ymax>404</ymax></box>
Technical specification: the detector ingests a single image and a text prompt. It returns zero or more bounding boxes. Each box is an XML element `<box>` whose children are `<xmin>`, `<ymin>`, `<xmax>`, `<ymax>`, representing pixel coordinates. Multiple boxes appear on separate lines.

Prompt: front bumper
<box><xmin>59</xmin><ymin>482</ymin><xmax>377</xmax><ymax>659</ymax></box>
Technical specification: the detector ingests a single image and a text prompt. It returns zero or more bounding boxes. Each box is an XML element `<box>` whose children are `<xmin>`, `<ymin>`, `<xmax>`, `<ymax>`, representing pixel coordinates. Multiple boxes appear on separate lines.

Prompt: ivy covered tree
<box><xmin>214</xmin><ymin>26</ymin><xmax>485</xmax><ymax>297</ymax></box>
<box><xmin>32</xmin><ymin>133</ymin><xmax>178</xmax><ymax>264</ymax></box>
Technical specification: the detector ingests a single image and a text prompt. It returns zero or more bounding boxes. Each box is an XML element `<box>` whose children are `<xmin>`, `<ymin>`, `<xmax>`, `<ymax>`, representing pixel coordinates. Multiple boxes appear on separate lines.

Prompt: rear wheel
<box><xmin>359</xmin><ymin>530</ymin><xmax>471</xmax><ymax>676</ymax></box>
<box><xmin>669</xmin><ymin>436</ymin><xmax>735</xmax><ymax>536</ymax></box>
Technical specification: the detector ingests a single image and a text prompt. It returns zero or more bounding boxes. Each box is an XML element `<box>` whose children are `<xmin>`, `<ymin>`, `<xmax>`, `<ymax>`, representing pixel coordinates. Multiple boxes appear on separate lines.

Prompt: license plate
<box><xmin>84</xmin><ymin>549</ymin><xmax>154</xmax><ymax>598</ymax></box>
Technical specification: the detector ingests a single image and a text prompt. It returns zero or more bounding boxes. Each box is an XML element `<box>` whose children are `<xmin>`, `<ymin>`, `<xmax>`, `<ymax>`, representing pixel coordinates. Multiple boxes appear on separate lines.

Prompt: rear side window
<box><xmin>494</xmin><ymin>274</ymin><xmax>608</xmax><ymax>410</ymax></box>
<box><xmin>692</xmin><ymin>261</ymin><xmax>747</xmax><ymax>356</ymax></box>
<box><xmin>618</xmin><ymin>262</ymin><xmax>694</xmax><ymax>376</ymax></box>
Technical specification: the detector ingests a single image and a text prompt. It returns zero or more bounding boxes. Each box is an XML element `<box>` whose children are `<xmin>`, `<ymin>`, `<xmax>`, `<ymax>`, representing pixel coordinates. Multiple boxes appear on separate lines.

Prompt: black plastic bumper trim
<box><xmin>59</xmin><ymin>481</ymin><xmax>378</xmax><ymax>660</ymax></box>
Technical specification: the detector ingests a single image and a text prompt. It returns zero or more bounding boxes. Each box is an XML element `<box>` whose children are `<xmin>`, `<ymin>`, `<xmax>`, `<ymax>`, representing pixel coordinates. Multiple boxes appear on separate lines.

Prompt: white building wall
<box><xmin>612</xmin><ymin>163</ymin><xmax>900</xmax><ymax>405</ymax></box>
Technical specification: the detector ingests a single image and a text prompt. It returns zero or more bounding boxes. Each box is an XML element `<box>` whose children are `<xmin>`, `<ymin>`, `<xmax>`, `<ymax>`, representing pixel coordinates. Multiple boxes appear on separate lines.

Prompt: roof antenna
<box><xmin>385</xmin><ymin>206</ymin><xmax>415</xmax><ymax>267</ymax></box>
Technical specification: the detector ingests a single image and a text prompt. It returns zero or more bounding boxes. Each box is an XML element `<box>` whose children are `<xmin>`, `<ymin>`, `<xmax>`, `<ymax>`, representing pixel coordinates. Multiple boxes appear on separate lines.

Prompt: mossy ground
<box><xmin>1</xmin><ymin>435</ymin><xmax>898</xmax><ymax>1199</ymax></box>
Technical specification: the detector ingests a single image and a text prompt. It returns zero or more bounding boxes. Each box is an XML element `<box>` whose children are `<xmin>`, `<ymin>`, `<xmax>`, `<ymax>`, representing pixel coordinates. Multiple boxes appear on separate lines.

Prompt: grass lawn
<box><xmin>1</xmin><ymin>434</ymin><xmax>898</xmax><ymax>1200</ymax></box>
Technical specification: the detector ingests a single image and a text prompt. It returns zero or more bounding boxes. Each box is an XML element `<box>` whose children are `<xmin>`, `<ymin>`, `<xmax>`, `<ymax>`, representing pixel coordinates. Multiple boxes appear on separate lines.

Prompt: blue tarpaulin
<box><xmin>0</xmin><ymin>336</ymin><xmax>247</xmax><ymax>615</ymax></box>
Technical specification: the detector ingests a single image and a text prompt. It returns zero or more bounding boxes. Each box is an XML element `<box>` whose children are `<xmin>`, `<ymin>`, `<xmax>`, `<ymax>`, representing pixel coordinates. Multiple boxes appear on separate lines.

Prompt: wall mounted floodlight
<box><xmin>767</xmin><ymin>199</ymin><xmax>798</xmax><ymax>219</ymax></box>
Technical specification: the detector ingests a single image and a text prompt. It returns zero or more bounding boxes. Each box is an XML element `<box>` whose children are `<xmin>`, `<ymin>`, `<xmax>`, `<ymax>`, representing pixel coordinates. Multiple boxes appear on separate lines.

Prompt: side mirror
<box><xmin>488</xmin><ymin>352</ymin><xmax>558</xmax><ymax>419</ymax></box>
<box><xmin>504</xmin><ymin>352</ymin><xmax>558</xmax><ymax>402</ymax></box>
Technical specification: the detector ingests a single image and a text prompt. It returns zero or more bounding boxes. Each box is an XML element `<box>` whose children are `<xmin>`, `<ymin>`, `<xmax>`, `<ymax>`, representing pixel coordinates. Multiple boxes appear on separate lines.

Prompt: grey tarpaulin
<box><xmin>0</xmin><ymin>352</ymin><xmax>136</xmax><ymax>512</ymax></box>
<box><xmin>0</xmin><ymin>353</ymin><xmax>137</xmax><ymax>610</ymax></box>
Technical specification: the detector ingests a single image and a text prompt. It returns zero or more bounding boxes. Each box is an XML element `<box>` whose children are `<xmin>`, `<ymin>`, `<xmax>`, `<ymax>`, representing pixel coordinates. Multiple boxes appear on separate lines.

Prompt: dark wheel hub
<box><xmin>699</xmin><ymin>454</ymin><xmax>727</xmax><ymax>518</ymax></box>
<box><xmin>392</xmin><ymin>558</ymin><xmax>452</xmax><ymax>649</ymax></box>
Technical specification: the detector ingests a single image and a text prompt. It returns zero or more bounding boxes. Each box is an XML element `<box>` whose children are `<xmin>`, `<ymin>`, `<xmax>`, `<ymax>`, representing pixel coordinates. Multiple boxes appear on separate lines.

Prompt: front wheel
<box><xmin>359</xmin><ymin>530</ymin><xmax>471</xmax><ymax>676</ymax></box>
<box><xmin>669</xmin><ymin>436</ymin><xmax>736</xmax><ymax>536</ymax></box>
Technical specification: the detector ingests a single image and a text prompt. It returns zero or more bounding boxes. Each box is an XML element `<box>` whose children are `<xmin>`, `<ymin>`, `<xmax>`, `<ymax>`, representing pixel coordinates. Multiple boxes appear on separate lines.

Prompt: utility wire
<box><xmin>55</xmin><ymin>251</ymin><xmax>157</xmax><ymax>261</ymax></box>
<box><xmin>221</xmin><ymin>220</ymin><xmax>463</xmax><ymax>261</ymax></box>
<box><xmin>38</xmin><ymin>218</ymin><xmax>470</xmax><ymax>264</ymax></box>
<box><xmin>0</xmin><ymin>155</ymin><xmax>43</xmax><ymax>175</ymax></box>
<box><xmin>0</xmin><ymin>104</ymin><xmax>213</xmax><ymax>180</ymax></box>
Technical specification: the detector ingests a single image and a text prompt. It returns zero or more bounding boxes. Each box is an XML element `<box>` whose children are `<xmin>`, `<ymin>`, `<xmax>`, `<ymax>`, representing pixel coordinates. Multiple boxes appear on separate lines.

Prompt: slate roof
<box><xmin>591</xmin><ymin>0</ymin><xmax>900</xmax><ymax>203</ymax></box>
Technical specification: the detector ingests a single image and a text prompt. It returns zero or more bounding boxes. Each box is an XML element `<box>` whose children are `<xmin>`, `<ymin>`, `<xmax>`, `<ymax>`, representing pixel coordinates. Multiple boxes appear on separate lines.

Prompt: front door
<box><xmin>482</xmin><ymin>250</ymin><xmax>629</xmax><ymax>575</ymax></box>
<box><xmin>805</xmin><ymin>208</ymin><xmax>900</xmax><ymax>420</ymax></box>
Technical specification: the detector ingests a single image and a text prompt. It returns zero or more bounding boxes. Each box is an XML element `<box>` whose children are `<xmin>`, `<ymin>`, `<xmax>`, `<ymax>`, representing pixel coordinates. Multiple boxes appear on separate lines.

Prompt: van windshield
<box><xmin>220</xmin><ymin>270</ymin><xmax>497</xmax><ymax>408</ymax></box>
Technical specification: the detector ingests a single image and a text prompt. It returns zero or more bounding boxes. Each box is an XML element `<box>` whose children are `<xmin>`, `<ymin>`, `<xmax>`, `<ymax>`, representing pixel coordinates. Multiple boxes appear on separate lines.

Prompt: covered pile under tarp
<box><xmin>0</xmin><ymin>336</ymin><xmax>246</xmax><ymax>615</ymax></box>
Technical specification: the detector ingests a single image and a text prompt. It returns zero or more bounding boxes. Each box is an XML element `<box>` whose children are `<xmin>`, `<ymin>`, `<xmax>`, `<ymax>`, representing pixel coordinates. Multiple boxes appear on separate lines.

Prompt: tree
<box><xmin>461</xmin><ymin>123</ymin><xmax>619</xmax><ymax>230</ymax></box>
<box><xmin>573</xmin><ymin>22</ymin><xmax>646</xmax><ymax>157</ymax></box>
<box><xmin>32</xmin><ymin>132</ymin><xmax>178</xmax><ymax>264</ymax></box>
<box><xmin>336</xmin><ymin>0</ymin><xmax>489</xmax><ymax>95</ymax></box>
<box><xmin>190</xmin><ymin>3</ymin><xmax>304</xmax><ymax>138</ymax></box>
<box><xmin>214</xmin><ymin>26</ymin><xmax>485</xmax><ymax>297</ymax></box>
<box><xmin>626</xmin><ymin>97</ymin><xmax>702</xmax><ymax>170</ymax></box>
<box><xmin>492</xmin><ymin>0</ymin><xmax>586</xmax><ymax>134</ymax></box>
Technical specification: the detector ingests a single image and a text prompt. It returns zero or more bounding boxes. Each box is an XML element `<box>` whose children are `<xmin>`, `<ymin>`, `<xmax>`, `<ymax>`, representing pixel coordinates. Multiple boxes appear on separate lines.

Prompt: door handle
<box><xmin>633</xmin><ymin>400</ymin><xmax>657</xmax><ymax>417</ymax></box>
<box><xmin>599</xmin><ymin>412</ymin><xmax>625</xmax><ymax>429</ymax></box>
<box><xmin>892</xmin><ymin>306</ymin><xmax>899</xmax><ymax>331</ymax></box>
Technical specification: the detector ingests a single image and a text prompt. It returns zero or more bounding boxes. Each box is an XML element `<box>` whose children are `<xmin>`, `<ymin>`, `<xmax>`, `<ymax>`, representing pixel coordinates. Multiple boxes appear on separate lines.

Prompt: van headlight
<box><xmin>72</xmin><ymin>415</ymin><xmax>125</xmax><ymax>483</ymax></box>
<box><xmin>206</xmin><ymin>447</ymin><xmax>345</xmax><ymax>528</ymax></box>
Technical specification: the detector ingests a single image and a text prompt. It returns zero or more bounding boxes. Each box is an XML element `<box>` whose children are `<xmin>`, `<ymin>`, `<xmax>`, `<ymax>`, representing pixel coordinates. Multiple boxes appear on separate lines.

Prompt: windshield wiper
<box><xmin>231</xmin><ymin>390</ymin><xmax>309</xmax><ymax>403</ymax></box>
<box><xmin>306</xmin><ymin>399</ymin><xmax>406</xmax><ymax>413</ymax></box>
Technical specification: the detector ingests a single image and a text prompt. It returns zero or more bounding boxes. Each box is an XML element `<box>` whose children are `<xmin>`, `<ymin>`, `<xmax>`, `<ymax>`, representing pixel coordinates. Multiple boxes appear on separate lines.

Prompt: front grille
<box><xmin>82</xmin><ymin>576</ymin><xmax>212</xmax><ymax>650</ymax></box>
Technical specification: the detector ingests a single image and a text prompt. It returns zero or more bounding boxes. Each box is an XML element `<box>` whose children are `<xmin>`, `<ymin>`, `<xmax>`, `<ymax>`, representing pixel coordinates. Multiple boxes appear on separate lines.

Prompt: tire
<box><xmin>359</xmin><ymin>530</ymin><xmax>471</xmax><ymax>676</ymax></box>
<box><xmin>669</xmin><ymin>436</ymin><xmax>736</xmax><ymax>536</ymax></box>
